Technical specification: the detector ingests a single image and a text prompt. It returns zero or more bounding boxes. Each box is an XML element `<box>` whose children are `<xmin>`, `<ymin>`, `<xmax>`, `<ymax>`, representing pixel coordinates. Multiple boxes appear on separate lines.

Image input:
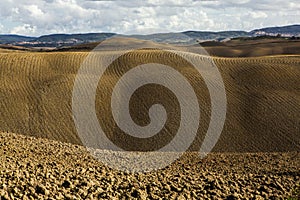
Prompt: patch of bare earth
<box><xmin>0</xmin><ymin>132</ymin><xmax>299</xmax><ymax>199</ymax></box>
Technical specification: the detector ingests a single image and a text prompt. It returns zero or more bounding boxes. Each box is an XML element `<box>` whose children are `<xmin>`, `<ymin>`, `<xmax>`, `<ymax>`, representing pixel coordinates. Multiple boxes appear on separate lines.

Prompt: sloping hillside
<box><xmin>0</xmin><ymin>50</ymin><xmax>299</xmax><ymax>152</ymax></box>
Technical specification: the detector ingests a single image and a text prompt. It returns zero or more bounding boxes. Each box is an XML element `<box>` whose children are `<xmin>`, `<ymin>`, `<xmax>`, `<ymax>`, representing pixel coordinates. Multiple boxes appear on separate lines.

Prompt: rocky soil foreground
<box><xmin>0</xmin><ymin>132</ymin><xmax>299</xmax><ymax>200</ymax></box>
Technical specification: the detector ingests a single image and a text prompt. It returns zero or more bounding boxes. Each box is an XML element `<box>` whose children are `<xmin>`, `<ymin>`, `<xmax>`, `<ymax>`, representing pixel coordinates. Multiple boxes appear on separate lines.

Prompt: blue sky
<box><xmin>0</xmin><ymin>0</ymin><xmax>299</xmax><ymax>36</ymax></box>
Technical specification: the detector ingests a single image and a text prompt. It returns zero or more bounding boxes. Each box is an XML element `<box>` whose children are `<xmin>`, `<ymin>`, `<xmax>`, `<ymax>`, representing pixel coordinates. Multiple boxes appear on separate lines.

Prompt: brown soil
<box><xmin>0</xmin><ymin>45</ymin><xmax>299</xmax><ymax>199</ymax></box>
<box><xmin>0</xmin><ymin>132</ymin><xmax>299</xmax><ymax>199</ymax></box>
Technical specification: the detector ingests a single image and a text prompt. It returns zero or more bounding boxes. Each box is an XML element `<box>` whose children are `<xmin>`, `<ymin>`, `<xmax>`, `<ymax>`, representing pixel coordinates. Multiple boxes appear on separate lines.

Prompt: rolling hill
<box><xmin>0</xmin><ymin>48</ymin><xmax>299</xmax><ymax>153</ymax></box>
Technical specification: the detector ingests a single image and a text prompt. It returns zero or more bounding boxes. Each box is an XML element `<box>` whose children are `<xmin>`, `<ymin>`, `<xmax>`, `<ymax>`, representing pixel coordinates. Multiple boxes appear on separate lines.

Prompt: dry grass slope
<box><xmin>0</xmin><ymin>50</ymin><xmax>299</xmax><ymax>152</ymax></box>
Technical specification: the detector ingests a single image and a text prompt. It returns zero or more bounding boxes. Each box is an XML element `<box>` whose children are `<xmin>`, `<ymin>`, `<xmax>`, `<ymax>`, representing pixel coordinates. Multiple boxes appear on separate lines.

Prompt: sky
<box><xmin>0</xmin><ymin>0</ymin><xmax>299</xmax><ymax>36</ymax></box>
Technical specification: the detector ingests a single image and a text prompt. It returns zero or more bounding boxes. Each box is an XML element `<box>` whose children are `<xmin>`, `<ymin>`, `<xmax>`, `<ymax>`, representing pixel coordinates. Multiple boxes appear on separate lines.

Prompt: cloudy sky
<box><xmin>0</xmin><ymin>0</ymin><xmax>299</xmax><ymax>36</ymax></box>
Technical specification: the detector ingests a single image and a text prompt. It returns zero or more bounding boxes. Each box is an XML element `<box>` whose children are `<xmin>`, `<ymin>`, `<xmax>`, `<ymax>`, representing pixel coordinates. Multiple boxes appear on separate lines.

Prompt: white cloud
<box><xmin>0</xmin><ymin>23</ymin><xmax>4</xmax><ymax>32</ymax></box>
<box><xmin>11</xmin><ymin>24</ymin><xmax>37</xmax><ymax>35</ymax></box>
<box><xmin>249</xmin><ymin>11</ymin><xmax>267</xmax><ymax>19</ymax></box>
<box><xmin>0</xmin><ymin>0</ymin><xmax>298</xmax><ymax>36</ymax></box>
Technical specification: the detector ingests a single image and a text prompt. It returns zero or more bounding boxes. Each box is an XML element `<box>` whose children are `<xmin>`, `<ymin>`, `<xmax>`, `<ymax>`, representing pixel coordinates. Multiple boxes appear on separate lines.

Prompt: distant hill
<box><xmin>0</xmin><ymin>24</ymin><xmax>299</xmax><ymax>47</ymax></box>
<box><xmin>0</xmin><ymin>35</ymin><xmax>36</xmax><ymax>44</ymax></box>
<box><xmin>120</xmin><ymin>32</ymin><xmax>196</xmax><ymax>45</ymax></box>
<box><xmin>36</xmin><ymin>33</ymin><xmax>116</xmax><ymax>42</ymax></box>
<box><xmin>251</xmin><ymin>25</ymin><xmax>300</xmax><ymax>37</ymax></box>
<box><xmin>120</xmin><ymin>31</ymin><xmax>250</xmax><ymax>45</ymax></box>
<box><xmin>183</xmin><ymin>30</ymin><xmax>250</xmax><ymax>41</ymax></box>
<box><xmin>23</xmin><ymin>33</ymin><xmax>116</xmax><ymax>47</ymax></box>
